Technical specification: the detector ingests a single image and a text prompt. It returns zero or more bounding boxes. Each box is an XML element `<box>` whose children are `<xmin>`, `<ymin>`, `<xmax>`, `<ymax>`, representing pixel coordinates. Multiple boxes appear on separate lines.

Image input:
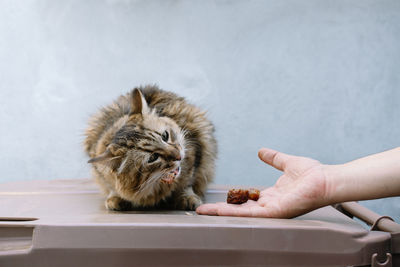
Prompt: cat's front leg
<box><xmin>105</xmin><ymin>192</ymin><xmax>132</xmax><ymax>211</ymax></box>
<box><xmin>175</xmin><ymin>187</ymin><xmax>203</xmax><ymax>210</ymax></box>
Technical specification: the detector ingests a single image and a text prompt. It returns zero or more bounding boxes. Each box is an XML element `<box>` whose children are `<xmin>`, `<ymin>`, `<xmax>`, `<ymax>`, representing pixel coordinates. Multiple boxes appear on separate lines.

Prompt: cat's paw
<box><xmin>105</xmin><ymin>196</ymin><xmax>132</xmax><ymax>211</ymax></box>
<box><xmin>175</xmin><ymin>193</ymin><xmax>203</xmax><ymax>211</ymax></box>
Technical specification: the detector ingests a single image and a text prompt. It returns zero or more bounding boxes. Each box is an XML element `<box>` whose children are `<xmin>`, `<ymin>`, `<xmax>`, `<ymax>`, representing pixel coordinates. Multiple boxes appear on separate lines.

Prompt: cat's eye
<box><xmin>148</xmin><ymin>153</ymin><xmax>159</xmax><ymax>163</ymax></box>
<box><xmin>162</xmin><ymin>130</ymin><xmax>169</xmax><ymax>142</ymax></box>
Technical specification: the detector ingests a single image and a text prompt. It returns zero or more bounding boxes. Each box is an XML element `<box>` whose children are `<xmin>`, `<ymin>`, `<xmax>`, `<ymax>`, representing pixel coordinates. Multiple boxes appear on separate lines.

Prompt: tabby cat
<box><xmin>84</xmin><ymin>85</ymin><xmax>217</xmax><ymax>211</ymax></box>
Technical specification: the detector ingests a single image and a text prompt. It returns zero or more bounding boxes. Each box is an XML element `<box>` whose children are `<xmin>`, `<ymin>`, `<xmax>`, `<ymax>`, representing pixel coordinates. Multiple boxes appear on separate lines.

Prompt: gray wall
<box><xmin>0</xmin><ymin>0</ymin><xmax>399</xmax><ymax>220</ymax></box>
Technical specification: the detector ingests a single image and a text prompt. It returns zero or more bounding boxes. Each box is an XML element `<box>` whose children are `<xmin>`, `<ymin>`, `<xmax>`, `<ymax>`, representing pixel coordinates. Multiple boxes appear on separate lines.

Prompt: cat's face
<box><xmin>89</xmin><ymin>90</ymin><xmax>186</xmax><ymax>203</ymax></box>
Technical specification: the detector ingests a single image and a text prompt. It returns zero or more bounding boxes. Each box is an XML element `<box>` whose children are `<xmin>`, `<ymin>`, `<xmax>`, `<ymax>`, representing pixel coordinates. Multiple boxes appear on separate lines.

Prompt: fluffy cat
<box><xmin>84</xmin><ymin>85</ymin><xmax>217</xmax><ymax>211</ymax></box>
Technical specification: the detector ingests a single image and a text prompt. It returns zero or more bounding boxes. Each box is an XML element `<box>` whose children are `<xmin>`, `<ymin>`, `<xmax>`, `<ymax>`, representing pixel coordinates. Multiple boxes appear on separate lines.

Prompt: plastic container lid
<box><xmin>0</xmin><ymin>179</ymin><xmax>392</xmax><ymax>266</ymax></box>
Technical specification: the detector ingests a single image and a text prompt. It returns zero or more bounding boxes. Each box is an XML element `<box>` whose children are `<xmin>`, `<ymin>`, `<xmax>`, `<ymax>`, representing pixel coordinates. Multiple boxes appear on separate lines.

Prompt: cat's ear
<box><xmin>87</xmin><ymin>149</ymin><xmax>113</xmax><ymax>163</ymax></box>
<box><xmin>130</xmin><ymin>89</ymin><xmax>149</xmax><ymax>115</ymax></box>
<box><xmin>87</xmin><ymin>149</ymin><xmax>121</xmax><ymax>164</ymax></box>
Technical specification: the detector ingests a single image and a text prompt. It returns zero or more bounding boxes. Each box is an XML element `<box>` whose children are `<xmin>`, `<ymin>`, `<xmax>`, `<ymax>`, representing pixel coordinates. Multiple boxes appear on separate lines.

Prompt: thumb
<box><xmin>258</xmin><ymin>148</ymin><xmax>292</xmax><ymax>171</ymax></box>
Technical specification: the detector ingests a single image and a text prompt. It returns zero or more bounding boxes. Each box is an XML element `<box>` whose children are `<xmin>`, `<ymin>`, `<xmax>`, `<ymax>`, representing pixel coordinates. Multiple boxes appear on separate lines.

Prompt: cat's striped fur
<box><xmin>84</xmin><ymin>85</ymin><xmax>217</xmax><ymax>210</ymax></box>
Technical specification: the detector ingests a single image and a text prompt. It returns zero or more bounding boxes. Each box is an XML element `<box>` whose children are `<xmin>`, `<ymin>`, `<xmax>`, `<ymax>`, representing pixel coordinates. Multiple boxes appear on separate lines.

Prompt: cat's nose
<box><xmin>168</xmin><ymin>151</ymin><xmax>181</xmax><ymax>161</ymax></box>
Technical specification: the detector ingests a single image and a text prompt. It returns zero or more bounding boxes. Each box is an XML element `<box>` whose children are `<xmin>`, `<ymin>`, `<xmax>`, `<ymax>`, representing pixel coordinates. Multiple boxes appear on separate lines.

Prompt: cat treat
<box><xmin>85</xmin><ymin>85</ymin><xmax>217</xmax><ymax>211</ymax></box>
<box><xmin>248</xmin><ymin>188</ymin><xmax>260</xmax><ymax>201</ymax></box>
<box><xmin>227</xmin><ymin>188</ymin><xmax>260</xmax><ymax>204</ymax></box>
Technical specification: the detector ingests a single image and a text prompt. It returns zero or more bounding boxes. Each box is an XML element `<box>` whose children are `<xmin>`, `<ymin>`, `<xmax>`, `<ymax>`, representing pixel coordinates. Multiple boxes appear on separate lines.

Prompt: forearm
<box><xmin>325</xmin><ymin>147</ymin><xmax>400</xmax><ymax>204</ymax></box>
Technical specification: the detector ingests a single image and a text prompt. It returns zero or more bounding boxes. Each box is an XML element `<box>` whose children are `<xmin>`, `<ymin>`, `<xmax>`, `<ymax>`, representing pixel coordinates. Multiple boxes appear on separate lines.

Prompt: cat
<box><xmin>84</xmin><ymin>85</ymin><xmax>217</xmax><ymax>211</ymax></box>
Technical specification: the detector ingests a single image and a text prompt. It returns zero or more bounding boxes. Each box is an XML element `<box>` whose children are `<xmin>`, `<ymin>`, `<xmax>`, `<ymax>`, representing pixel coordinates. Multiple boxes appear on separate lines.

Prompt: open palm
<box><xmin>196</xmin><ymin>148</ymin><xmax>330</xmax><ymax>218</ymax></box>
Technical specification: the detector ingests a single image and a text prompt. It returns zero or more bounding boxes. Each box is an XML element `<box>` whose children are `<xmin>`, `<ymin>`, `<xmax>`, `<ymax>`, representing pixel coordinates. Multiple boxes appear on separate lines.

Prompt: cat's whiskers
<box><xmin>117</xmin><ymin>157</ymin><xmax>129</xmax><ymax>174</ymax></box>
<box><xmin>138</xmin><ymin>167</ymin><xmax>162</xmax><ymax>189</ymax></box>
<box><xmin>135</xmin><ymin>171</ymin><xmax>164</xmax><ymax>198</ymax></box>
<box><xmin>137</xmin><ymin>164</ymin><xmax>178</xmax><ymax>194</ymax></box>
<box><xmin>132</xmin><ymin>163</ymin><xmax>145</xmax><ymax>176</ymax></box>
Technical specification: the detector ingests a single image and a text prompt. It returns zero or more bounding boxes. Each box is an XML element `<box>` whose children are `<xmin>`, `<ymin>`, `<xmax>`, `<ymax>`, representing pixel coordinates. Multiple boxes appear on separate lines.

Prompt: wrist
<box><xmin>321</xmin><ymin>148</ymin><xmax>400</xmax><ymax>206</ymax></box>
<box><xmin>322</xmin><ymin>163</ymin><xmax>346</xmax><ymax>205</ymax></box>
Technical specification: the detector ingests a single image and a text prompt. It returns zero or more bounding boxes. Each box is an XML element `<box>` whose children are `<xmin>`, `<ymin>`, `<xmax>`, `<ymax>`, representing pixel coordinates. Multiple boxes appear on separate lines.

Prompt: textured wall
<box><xmin>0</xmin><ymin>0</ymin><xmax>399</xmax><ymax>220</ymax></box>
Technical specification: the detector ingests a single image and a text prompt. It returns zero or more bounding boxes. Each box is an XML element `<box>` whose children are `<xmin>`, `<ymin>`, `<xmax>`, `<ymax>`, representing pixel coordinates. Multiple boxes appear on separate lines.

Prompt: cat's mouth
<box><xmin>161</xmin><ymin>167</ymin><xmax>180</xmax><ymax>185</ymax></box>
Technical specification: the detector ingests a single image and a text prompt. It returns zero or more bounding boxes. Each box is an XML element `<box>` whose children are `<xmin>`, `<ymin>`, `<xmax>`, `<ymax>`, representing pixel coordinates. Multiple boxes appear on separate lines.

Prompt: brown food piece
<box><xmin>248</xmin><ymin>188</ymin><xmax>260</xmax><ymax>201</ymax></box>
<box><xmin>227</xmin><ymin>189</ymin><xmax>249</xmax><ymax>204</ymax></box>
<box><xmin>227</xmin><ymin>188</ymin><xmax>260</xmax><ymax>204</ymax></box>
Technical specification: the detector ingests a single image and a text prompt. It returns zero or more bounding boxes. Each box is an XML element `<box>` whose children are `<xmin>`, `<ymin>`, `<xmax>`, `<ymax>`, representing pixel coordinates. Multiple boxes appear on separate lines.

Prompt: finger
<box><xmin>258</xmin><ymin>148</ymin><xmax>293</xmax><ymax>171</ymax></box>
<box><xmin>196</xmin><ymin>203</ymin><xmax>220</xmax><ymax>215</ymax></box>
<box><xmin>196</xmin><ymin>201</ymin><xmax>270</xmax><ymax>218</ymax></box>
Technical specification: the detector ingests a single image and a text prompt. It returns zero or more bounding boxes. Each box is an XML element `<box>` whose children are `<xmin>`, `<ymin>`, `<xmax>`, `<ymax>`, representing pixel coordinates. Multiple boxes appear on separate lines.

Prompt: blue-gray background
<box><xmin>0</xmin><ymin>0</ymin><xmax>399</xmax><ymax>221</ymax></box>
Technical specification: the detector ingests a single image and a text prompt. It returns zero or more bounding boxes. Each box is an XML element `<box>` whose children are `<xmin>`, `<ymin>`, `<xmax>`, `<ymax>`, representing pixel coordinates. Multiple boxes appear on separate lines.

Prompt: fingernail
<box><xmin>258</xmin><ymin>149</ymin><xmax>266</xmax><ymax>158</ymax></box>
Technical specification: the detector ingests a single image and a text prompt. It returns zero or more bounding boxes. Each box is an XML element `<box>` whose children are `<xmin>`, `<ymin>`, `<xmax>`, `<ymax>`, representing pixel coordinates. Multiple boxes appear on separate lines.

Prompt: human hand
<box><xmin>196</xmin><ymin>148</ymin><xmax>331</xmax><ymax>218</ymax></box>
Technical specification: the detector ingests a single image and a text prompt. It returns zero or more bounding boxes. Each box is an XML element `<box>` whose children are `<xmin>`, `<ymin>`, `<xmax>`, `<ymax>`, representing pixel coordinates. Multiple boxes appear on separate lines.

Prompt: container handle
<box><xmin>371</xmin><ymin>253</ymin><xmax>392</xmax><ymax>267</ymax></box>
<box><xmin>337</xmin><ymin>202</ymin><xmax>400</xmax><ymax>233</ymax></box>
<box><xmin>371</xmin><ymin>216</ymin><xmax>395</xmax><ymax>231</ymax></box>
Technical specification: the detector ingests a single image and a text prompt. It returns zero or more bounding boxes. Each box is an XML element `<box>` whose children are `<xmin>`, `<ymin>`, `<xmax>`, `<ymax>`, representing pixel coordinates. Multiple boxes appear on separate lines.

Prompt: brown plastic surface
<box><xmin>339</xmin><ymin>202</ymin><xmax>400</xmax><ymax>267</ymax></box>
<box><xmin>0</xmin><ymin>179</ymin><xmax>393</xmax><ymax>266</ymax></box>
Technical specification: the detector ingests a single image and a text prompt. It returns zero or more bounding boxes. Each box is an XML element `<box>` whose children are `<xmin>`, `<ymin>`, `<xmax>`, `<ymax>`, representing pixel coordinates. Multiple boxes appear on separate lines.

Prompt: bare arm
<box><xmin>196</xmin><ymin>147</ymin><xmax>400</xmax><ymax>218</ymax></box>
<box><xmin>327</xmin><ymin>147</ymin><xmax>400</xmax><ymax>203</ymax></box>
